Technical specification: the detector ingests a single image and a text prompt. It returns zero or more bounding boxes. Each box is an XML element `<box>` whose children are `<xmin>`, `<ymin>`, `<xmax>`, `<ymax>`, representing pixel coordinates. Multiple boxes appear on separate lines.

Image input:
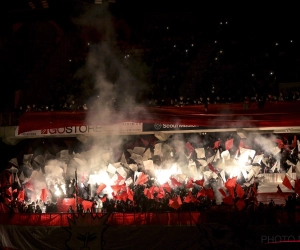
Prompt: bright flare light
<box><xmin>54</xmin><ymin>184</ymin><xmax>61</xmax><ymax>197</ymax></box>
<box><xmin>91</xmin><ymin>171</ymin><xmax>114</xmax><ymax>198</ymax></box>
<box><xmin>155</xmin><ymin>164</ymin><xmax>181</xmax><ymax>185</ymax></box>
<box><xmin>227</xmin><ymin>167</ymin><xmax>241</xmax><ymax>179</ymax></box>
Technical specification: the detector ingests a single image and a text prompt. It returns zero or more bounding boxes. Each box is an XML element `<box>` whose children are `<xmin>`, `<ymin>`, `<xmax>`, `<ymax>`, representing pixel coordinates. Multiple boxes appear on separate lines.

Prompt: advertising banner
<box><xmin>15</xmin><ymin>122</ymin><xmax>143</xmax><ymax>136</ymax></box>
<box><xmin>143</xmin><ymin>123</ymin><xmax>205</xmax><ymax>132</ymax></box>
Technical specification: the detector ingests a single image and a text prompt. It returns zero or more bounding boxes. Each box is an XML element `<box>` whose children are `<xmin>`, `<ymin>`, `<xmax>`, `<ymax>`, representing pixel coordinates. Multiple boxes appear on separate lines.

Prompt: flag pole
<box><xmin>210</xmin><ymin>148</ymin><xmax>225</xmax><ymax>183</ymax></box>
<box><xmin>75</xmin><ymin>169</ymin><xmax>78</xmax><ymax>210</ymax></box>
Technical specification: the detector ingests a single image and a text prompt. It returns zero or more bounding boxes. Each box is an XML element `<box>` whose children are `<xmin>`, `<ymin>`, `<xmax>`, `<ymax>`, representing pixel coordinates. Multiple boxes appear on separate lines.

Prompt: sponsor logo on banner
<box><xmin>143</xmin><ymin>123</ymin><xmax>202</xmax><ymax>132</ymax></box>
<box><xmin>154</xmin><ymin>124</ymin><xmax>162</xmax><ymax>130</ymax></box>
<box><xmin>15</xmin><ymin>122</ymin><xmax>143</xmax><ymax>136</ymax></box>
<box><xmin>41</xmin><ymin>129</ymin><xmax>48</xmax><ymax>134</ymax></box>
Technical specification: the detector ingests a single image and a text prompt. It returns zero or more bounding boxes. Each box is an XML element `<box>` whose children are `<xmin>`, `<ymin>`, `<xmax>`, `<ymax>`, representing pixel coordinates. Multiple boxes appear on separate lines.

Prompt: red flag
<box><xmin>292</xmin><ymin>135</ymin><xmax>297</xmax><ymax>148</ymax></box>
<box><xmin>96</xmin><ymin>183</ymin><xmax>106</xmax><ymax>194</ymax></box>
<box><xmin>140</xmin><ymin>137</ymin><xmax>149</xmax><ymax>146</ymax></box>
<box><xmin>18</xmin><ymin>189</ymin><xmax>25</xmax><ymax>201</ymax></box>
<box><xmin>223</xmin><ymin>195</ymin><xmax>233</xmax><ymax>205</ymax></box>
<box><xmin>149</xmin><ymin>186</ymin><xmax>156</xmax><ymax>195</ymax></box>
<box><xmin>156</xmin><ymin>187</ymin><xmax>165</xmax><ymax>198</ymax></box>
<box><xmin>24</xmin><ymin>181</ymin><xmax>34</xmax><ymax>191</ymax></box>
<box><xmin>235</xmin><ymin>199</ymin><xmax>246</xmax><ymax>211</ymax></box>
<box><xmin>225</xmin><ymin>176</ymin><xmax>237</xmax><ymax>197</ymax></box>
<box><xmin>4</xmin><ymin>197</ymin><xmax>11</xmax><ymax>205</ymax></box>
<box><xmin>111</xmin><ymin>184</ymin><xmax>124</xmax><ymax>194</ymax></box>
<box><xmin>186</xmin><ymin>178</ymin><xmax>194</xmax><ymax>188</ymax></box>
<box><xmin>161</xmin><ymin>182</ymin><xmax>171</xmax><ymax>193</ymax></box>
<box><xmin>275</xmin><ymin>139</ymin><xmax>284</xmax><ymax>149</ymax></box>
<box><xmin>185</xmin><ymin>142</ymin><xmax>195</xmax><ymax>155</ymax></box>
<box><xmin>294</xmin><ymin>179</ymin><xmax>300</xmax><ymax>195</ymax></box>
<box><xmin>127</xmin><ymin>188</ymin><xmax>134</xmax><ymax>201</ymax></box>
<box><xmin>116</xmin><ymin>174</ymin><xmax>124</xmax><ymax>184</ymax></box>
<box><xmin>191</xmin><ymin>195</ymin><xmax>199</xmax><ymax>203</ymax></box>
<box><xmin>118</xmin><ymin>191</ymin><xmax>128</xmax><ymax>202</ymax></box>
<box><xmin>276</xmin><ymin>185</ymin><xmax>285</xmax><ymax>197</ymax></box>
<box><xmin>282</xmin><ymin>175</ymin><xmax>293</xmax><ymax>190</ymax></box>
<box><xmin>183</xmin><ymin>191</ymin><xmax>198</xmax><ymax>203</ymax></box>
<box><xmin>40</xmin><ymin>188</ymin><xmax>47</xmax><ymax>202</ymax></box>
<box><xmin>177</xmin><ymin>195</ymin><xmax>182</xmax><ymax>205</ymax></box>
<box><xmin>239</xmin><ymin>139</ymin><xmax>251</xmax><ymax>149</ymax></box>
<box><xmin>144</xmin><ymin>188</ymin><xmax>154</xmax><ymax>199</ymax></box>
<box><xmin>214</xmin><ymin>140</ymin><xmax>221</xmax><ymax>149</ymax></box>
<box><xmin>99</xmin><ymin>195</ymin><xmax>107</xmax><ymax>202</ymax></box>
<box><xmin>193</xmin><ymin>179</ymin><xmax>204</xmax><ymax>186</ymax></box>
<box><xmin>77</xmin><ymin>196</ymin><xmax>84</xmax><ymax>204</ymax></box>
<box><xmin>225</xmin><ymin>139</ymin><xmax>234</xmax><ymax>150</ymax></box>
<box><xmin>6</xmin><ymin>187</ymin><xmax>12</xmax><ymax>196</ymax></box>
<box><xmin>225</xmin><ymin>176</ymin><xmax>237</xmax><ymax>188</ymax></box>
<box><xmin>183</xmin><ymin>195</ymin><xmax>192</xmax><ymax>203</ymax></box>
<box><xmin>82</xmin><ymin>200</ymin><xmax>93</xmax><ymax>211</ymax></box>
<box><xmin>168</xmin><ymin>196</ymin><xmax>182</xmax><ymax>210</ymax></box>
<box><xmin>135</xmin><ymin>172</ymin><xmax>148</xmax><ymax>185</ymax></box>
<box><xmin>197</xmin><ymin>188</ymin><xmax>206</xmax><ymax>197</ymax></box>
<box><xmin>115</xmin><ymin>194</ymin><xmax>122</xmax><ymax>201</ymax></box>
<box><xmin>205</xmin><ymin>188</ymin><xmax>215</xmax><ymax>200</ymax></box>
<box><xmin>170</xmin><ymin>177</ymin><xmax>182</xmax><ymax>187</ymax></box>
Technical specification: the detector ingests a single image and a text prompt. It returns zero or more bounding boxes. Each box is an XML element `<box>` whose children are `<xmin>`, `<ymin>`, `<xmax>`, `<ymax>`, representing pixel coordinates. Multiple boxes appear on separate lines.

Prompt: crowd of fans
<box><xmin>3</xmin><ymin>180</ymin><xmax>300</xmax><ymax>215</ymax></box>
<box><xmin>14</xmin><ymin>88</ymin><xmax>300</xmax><ymax>117</ymax></box>
<box><xmin>1</xmin><ymin>129</ymin><xmax>299</xmax><ymax>215</ymax></box>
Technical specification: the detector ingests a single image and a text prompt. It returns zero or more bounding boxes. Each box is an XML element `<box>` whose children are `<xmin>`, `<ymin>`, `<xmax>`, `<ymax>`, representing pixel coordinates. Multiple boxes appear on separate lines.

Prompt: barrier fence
<box><xmin>1</xmin><ymin>211</ymin><xmax>300</xmax><ymax>227</ymax></box>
